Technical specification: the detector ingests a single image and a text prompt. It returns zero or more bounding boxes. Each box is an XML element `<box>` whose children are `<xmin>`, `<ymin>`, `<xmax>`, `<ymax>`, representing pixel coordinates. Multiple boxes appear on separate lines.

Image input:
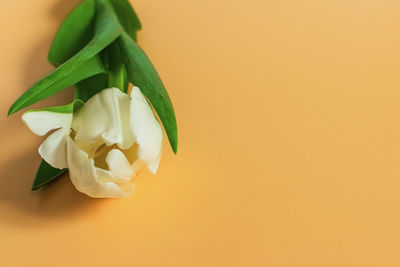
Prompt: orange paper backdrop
<box><xmin>2</xmin><ymin>0</ymin><xmax>400</xmax><ymax>266</ymax></box>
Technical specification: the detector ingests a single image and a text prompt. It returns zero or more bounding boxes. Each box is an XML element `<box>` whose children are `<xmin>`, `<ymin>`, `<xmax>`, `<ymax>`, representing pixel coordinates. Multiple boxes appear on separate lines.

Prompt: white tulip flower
<box><xmin>22</xmin><ymin>87</ymin><xmax>163</xmax><ymax>198</ymax></box>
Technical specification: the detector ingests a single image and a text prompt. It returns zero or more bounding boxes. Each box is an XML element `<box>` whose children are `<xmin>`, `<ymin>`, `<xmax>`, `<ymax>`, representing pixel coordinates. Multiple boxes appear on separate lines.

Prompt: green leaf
<box><xmin>32</xmin><ymin>160</ymin><xmax>67</xmax><ymax>191</ymax></box>
<box><xmin>8</xmin><ymin>0</ymin><xmax>123</xmax><ymax>116</ymax></box>
<box><xmin>48</xmin><ymin>0</ymin><xmax>96</xmax><ymax>66</ymax></box>
<box><xmin>110</xmin><ymin>0</ymin><xmax>141</xmax><ymax>41</ymax></box>
<box><xmin>8</xmin><ymin>56</ymin><xmax>105</xmax><ymax>115</ymax></box>
<box><xmin>75</xmin><ymin>73</ymin><xmax>109</xmax><ymax>102</ymax></box>
<box><xmin>118</xmin><ymin>32</ymin><xmax>178</xmax><ymax>154</ymax></box>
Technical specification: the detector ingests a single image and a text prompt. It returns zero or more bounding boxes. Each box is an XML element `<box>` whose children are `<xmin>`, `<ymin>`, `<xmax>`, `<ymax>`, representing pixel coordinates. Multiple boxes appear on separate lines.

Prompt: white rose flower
<box><xmin>22</xmin><ymin>87</ymin><xmax>163</xmax><ymax>198</ymax></box>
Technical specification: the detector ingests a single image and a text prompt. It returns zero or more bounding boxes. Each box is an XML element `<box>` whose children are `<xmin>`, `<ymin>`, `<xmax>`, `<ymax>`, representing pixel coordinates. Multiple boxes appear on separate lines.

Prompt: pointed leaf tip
<box><xmin>32</xmin><ymin>160</ymin><xmax>67</xmax><ymax>190</ymax></box>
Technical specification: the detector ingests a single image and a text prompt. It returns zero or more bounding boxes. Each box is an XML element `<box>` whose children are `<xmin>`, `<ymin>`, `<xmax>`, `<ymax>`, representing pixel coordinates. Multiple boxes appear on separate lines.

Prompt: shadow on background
<box><xmin>0</xmin><ymin>152</ymin><xmax>104</xmax><ymax>226</ymax></box>
<box><xmin>0</xmin><ymin>0</ymin><xmax>106</xmax><ymax>226</ymax></box>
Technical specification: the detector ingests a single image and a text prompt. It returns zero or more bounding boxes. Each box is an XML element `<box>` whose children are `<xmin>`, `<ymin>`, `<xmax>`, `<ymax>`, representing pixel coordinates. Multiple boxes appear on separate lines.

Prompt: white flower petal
<box><xmin>72</xmin><ymin>88</ymin><xmax>134</xmax><ymax>149</ymax></box>
<box><xmin>22</xmin><ymin>111</ymin><xmax>72</xmax><ymax>136</ymax></box>
<box><xmin>39</xmin><ymin>128</ymin><xmax>69</xmax><ymax>169</ymax></box>
<box><xmin>106</xmin><ymin>149</ymin><xmax>135</xmax><ymax>179</ymax></box>
<box><xmin>96</xmin><ymin>168</ymin><xmax>131</xmax><ymax>183</ymax></box>
<box><xmin>66</xmin><ymin>136</ymin><xmax>97</xmax><ymax>188</ymax></box>
<box><xmin>92</xmin><ymin>182</ymin><xmax>134</xmax><ymax>198</ymax></box>
<box><xmin>86</xmin><ymin>180</ymin><xmax>135</xmax><ymax>198</ymax></box>
<box><xmin>129</xmin><ymin>86</ymin><xmax>163</xmax><ymax>174</ymax></box>
<box><xmin>118</xmin><ymin>92</ymin><xmax>135</xmax><ymax>150</ymax></box>
<box><xmin>66</xmin><ymin>136</ymin><xmax>134</xmax><ymax>198</ymax></box>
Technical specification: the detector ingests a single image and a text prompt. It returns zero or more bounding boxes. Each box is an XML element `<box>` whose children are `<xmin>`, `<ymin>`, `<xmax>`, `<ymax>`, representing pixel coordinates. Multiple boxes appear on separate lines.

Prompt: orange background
<box><xmin>1</xmin><ymin>0</ymin><xmax>400</xmax><ymax>266</ymax></box>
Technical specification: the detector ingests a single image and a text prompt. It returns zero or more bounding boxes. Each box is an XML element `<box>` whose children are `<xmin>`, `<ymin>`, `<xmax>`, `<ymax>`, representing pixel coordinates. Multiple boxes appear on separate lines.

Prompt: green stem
<box><xmin>106</xmin><ymin>41</ymin><xmax>129</xmax><ymax>92</ymax></box>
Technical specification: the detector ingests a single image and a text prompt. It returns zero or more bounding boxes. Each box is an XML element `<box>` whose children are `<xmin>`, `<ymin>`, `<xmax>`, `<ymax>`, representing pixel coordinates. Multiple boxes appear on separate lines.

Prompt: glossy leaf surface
<box><xmin>8</xmin><ymin>0</ymin><xmax>122</xmax><ymax>115</ymax></box>
<box><xmin>48</xmin><ymin>0</ymin><xmax>96</xmax><ymax>66</ymax></box>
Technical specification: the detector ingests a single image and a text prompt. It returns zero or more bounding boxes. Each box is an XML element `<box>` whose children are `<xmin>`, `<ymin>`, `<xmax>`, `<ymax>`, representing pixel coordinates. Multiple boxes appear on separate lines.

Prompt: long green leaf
<box><xmin>110</xmin><ymin>0</ymin><xmax>141</xmax><ymax>41</ymax></box>
<box><xmin>118</xmin><ymin>32</ymin><xmax>178</xmax><ymax>154</ymax></box>
<box><xmin>32</xmin><ymin>160</ymin><xmax>67</xmax><ymax>191</ymax></box>
<box><xmin>48</xmin><ymin>0</ymin><xmax>96</xmax><ymax>66</ymax></box>
<box><xmin>8</xmin><ymin>56</ymin><xmax>105</xmax><ymax>115</ymax></box>
<box><xmin>8</xmin><ymin>0</ymin><xmax>123</xmax><ymax>116</ymax></box>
